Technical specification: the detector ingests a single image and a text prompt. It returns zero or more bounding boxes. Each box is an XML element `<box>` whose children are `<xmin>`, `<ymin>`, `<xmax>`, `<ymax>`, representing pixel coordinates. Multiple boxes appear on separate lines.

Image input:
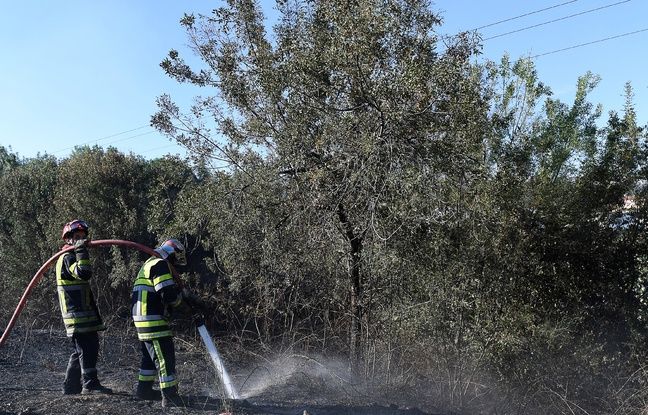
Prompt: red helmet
<box><xmin>61</xmin><ymin>219</ymin><xmax>89</xmax><ymax>240</ymax></box>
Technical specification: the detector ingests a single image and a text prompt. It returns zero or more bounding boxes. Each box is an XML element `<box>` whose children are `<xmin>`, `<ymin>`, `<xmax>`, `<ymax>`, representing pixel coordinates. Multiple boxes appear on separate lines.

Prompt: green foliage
<box><xmin>0</xmin><ymin>146</ymin><xmax>18</xmax><ymax>175</ymax></box>
<box><xmin>1</xmin><ymin>1</ymin><xmax>648</xmax><ymax>413</ymax></box>
<box><xmin>154</xmin><ymin>0</ymin><xmax>492</xmax><ymax>369</ymax></box>
<box><xmin>0</xmin><ymin>155</ymin><xmax>59</xmax><ymax>318</ymax></box>
<box><xmin>148</xmin><ymin>0</ymin><xmax>648</xmax><ymax>411</ymax></box>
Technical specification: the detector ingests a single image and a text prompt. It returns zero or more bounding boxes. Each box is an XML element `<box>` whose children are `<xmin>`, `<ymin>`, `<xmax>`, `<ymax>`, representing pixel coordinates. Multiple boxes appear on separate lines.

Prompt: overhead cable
<box><xmin>472</xmin><ymin>0</ymin><xmax>581</xmax><ymax>31</ymax></box>
<box><xmin>102</xmin><ymin>130</ymin><xmax>156</xmax><ymax>147</ymax></box>
<box><xmin>484</xmin><ymin>0</ymin><xmax>632</xmax><ymax>41</ymax></box>
<box><xmin>140</xmin><ymin>143</ymin><xmax>183</xmax><ymax>155</ymax></box>
<box><xmin>531</xmin><ymin>27</ymin><xmax>648</xmax><ymax>58</ymax></box>
<box><xmin>53</xmin><ymin>125</ymin><xmax>150</xmax><ymax>154</ymax></box>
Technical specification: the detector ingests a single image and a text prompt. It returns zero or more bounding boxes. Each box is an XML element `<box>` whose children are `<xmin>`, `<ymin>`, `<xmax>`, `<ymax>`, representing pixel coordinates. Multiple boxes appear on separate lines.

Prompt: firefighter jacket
<box><xmin>131</xmin><ymin>257</ymin><xmax>182</xmax><ymax>341</ymax></box>
<box><xmin>56</xmin><ymin>247</ymin><xmax>106</xmax><ymax>336</ymax></box>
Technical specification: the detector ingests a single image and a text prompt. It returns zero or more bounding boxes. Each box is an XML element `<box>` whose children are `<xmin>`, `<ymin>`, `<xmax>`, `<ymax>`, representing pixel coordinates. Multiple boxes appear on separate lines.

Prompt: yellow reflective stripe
<box><xmin>136</xmin><ymin>266</ymin><xmax>147</xmax><ymax>280</ymax></box>
<box><xmin>56</xmin><ymin>254</ymin><xmax>79</xmax><ymax>283</ymax></box>
<box><xmin>69</xmin><ymin>262</ymin><xmax>81</xmax><ymax>279</ymax></box>
<box><xmin>56</xmin><ymin>254</ymin><xmax>88</xmax><ymax>284</ymax></box>
<box><xmin>58</xmin><ymin>291</ymin><xmax>67</xmax><ymax>314</ymax></box>
<box><xmin>141</xmin><ymin>290</ymin><xmax>147</xmax><ymax>315</ymax></box>
<box><xmin>64</xmin><ymin>315</ymin><xmax>99</xmax><ymax>325</ymax></box>
<box><xmin>140</xmin><ymin>257</ymin><xmax>161</xmax><ymax>282</ymax></box>
<box><xmin>153</xmin><ymin>340</ymin><xmax>167</xmax><ymax>377</ymax></box>
<box><xmin>57</xmin><ymin>278</ymin><xmax>87</xmax><ymax>286</ymax></box>
<box><xmin>137</xmin><ymin>331</ymin><xmax>173</xmax><ymax>341</ymax></box>
<box><xmin>160</xmin><ymin>379</ymin><xmax>178</xmax><ymax>388</ymax></box>
<box><xmin>56</xmin><ymin>255</ymin><xmax>64</xmax><ymax>282</ymax></box>
<box><xmin>57</xmin><ymin>253</ymin><xmax>89</xmax><ymax>281</ymax></box>
<box><xmin>135</xmin><ymin>257</ymin><xmax>174</xmax><ymax>287</ymax></box>
<box><xmin>143</xmin><ymin>257</ymin><xmax>160</xmax><ymax>273</ymax></box>
<box><xmin>152</xmin><ymin>340</ymin><xmax>178</xmax><ymax>388</ymax></box>
<box><xmin>142</xmin><ymin>258</ymin><xmax>175</xmax><ymax>286</ymax></box>
<box><xmin>139</xmin><ymin>374</ymin><xmax>157</xmax><ymax>381</ymax></box>
<box><xmin>152</xmin><ymin>273</ymin><xmax>173</xmax><ymax>287</ymax></box>
<box><xmin>134</xmin><ymin>320</ymin><xmax>168</xmax><ymax>328</ymax></box>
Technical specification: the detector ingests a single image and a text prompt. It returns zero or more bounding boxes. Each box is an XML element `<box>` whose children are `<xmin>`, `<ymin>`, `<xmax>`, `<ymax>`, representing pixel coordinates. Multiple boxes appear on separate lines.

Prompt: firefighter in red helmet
<box><xmin>57</xmin><ymin>220</ymin><xmax>112</xmax><ymax>395</ymax></box>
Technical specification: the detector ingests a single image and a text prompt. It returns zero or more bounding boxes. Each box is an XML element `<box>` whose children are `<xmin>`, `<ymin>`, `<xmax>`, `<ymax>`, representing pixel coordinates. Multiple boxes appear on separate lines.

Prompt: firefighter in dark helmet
<box><xmin>57</xmin><ymin>219</ymin><xmax>112</xmax><ymax>395</ymax></box>
<box><xmin>132</xmin><ymin>238</ymin><xmax>200</xmax><ymax>408</ymax></box>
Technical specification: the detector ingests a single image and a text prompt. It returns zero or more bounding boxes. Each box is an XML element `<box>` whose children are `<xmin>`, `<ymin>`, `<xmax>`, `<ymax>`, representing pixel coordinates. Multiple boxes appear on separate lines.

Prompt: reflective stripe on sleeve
<box><xmin>152</xmin><ymin>273</ymin><xmax>173</xmax><ymax>290</ymax></box>
<box><xmin>154</xmin><ymin>279</ymin><xmax>175</xmax><ymax>291</ymax></box>
<box><xmin>141</xmin><ymin>290</ymin><xmax>148</xmax><ymax>315</ymax></box>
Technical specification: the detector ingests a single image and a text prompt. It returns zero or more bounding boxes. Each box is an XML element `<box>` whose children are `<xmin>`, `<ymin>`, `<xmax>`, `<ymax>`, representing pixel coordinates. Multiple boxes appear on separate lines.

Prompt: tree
<box><xmin>52</xmin><ymin>146</ymin><xmax>153</xmax><ymax>315</ymax></box>
<box><xmin>0</xmin><ymin>154</ymin><xmax>59</xmax><ymax>321</ymax></box>
<box><xmin>0</xmin><ymin>146</ymin><xmax>18</xmax><ymax>176</ymax></box>
<box><xmin>153</xmin><ymin>0</ymin><xmax>487</xmax><ymax>370</ymax></box>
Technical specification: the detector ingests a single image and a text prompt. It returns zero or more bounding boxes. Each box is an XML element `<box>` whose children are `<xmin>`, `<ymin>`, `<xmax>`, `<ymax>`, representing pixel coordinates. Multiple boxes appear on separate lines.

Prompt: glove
<box><xmin>192</xmin><ymin>313</ymin><xmax>205</xmax><ymax>327</ymax></box>
<box><xmin>183</xmin><ymin>289</ymin><xmax>210</xmax><ymax>315</ymax></box>
<box><xmin>182</xmin><ymin>288</ymin><xmax>204</xmax><ymax>311</ymax></box>
<box><xmin>73</xmin><ymin>238</ymin><xmax>90</xmax><ymax>249</ymax></box>
<box><xmin>182</xmin><ymin>288</ymin><xmax>195</xmax><ymax>303</ymax></box>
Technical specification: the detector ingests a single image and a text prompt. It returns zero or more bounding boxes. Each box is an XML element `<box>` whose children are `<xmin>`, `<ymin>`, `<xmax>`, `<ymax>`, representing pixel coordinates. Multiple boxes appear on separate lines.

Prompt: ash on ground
<box><xmin>0</xmin><ymin>329</ymin><xmax>435</xmax><ymax>415</ymax></box>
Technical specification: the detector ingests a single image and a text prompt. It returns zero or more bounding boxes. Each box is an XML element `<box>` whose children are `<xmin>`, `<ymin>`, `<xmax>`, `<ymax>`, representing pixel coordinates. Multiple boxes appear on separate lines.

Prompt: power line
<box><xmin>484</xmin><ymin>0</ymin><xmax>632</xmax><ymax>41</ymax></box>
<box><xmin>140</xmin><ymin>143</ymin><xmax>183</xmax><ymax>156</ymax></box>
<box><xmin>531</xmin><ymin>27</ymin><xmax>648</xmax><ymax>58</ymax></box>
<box><xmin>472</xmin><ymin>0</ymin><xmax>581</xmax><ymax>31</ymax></box>
<box><xmin>52</xmin><ymin>129</ymin><xmax>164</xmax><ymax>157</ymax></box>
<box><xmin>102</xmin><ymin>130</ymin><xmax>156</xmax><ymax>146</ymax></box>
<box><xmin>52</xmin><ymin>113</ymin><xmax>215</xmax><ymax>155</ymax></box>
<box><xmin>52</xmin><ymin>125</ymin><xmax>150</xmax><ymax>154</ymax></box>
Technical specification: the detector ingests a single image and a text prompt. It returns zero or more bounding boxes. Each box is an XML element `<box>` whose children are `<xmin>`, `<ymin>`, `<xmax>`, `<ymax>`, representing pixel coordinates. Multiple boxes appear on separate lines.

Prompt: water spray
<box><xmin>198</xmin><ymin>324</ymin><xmax>239</xmax><ymax>400</ymax></box>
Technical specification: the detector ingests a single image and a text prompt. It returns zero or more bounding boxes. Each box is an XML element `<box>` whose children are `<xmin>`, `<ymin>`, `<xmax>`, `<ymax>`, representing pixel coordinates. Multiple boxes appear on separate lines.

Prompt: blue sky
<box><xmin>1</xmin><ymin>0</ymin><xmax>646</xmax><ymax>160</ymax></box>
<box><xmin>436</xmin><ymin>0</ymin><xmax>648</xmax><ymax>119</ymax></box>
<box><xmin>0</xmin><ymin>1</ymin><xmax>212</xmax><ymax>160</ymax></box>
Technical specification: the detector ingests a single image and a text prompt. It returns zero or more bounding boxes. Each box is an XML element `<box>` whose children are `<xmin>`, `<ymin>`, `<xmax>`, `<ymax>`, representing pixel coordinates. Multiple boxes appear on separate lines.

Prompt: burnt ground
<box><xmin>0</xmin><ymin>328</ymin><xmax>438</xmax><ymax>415</ymax></box>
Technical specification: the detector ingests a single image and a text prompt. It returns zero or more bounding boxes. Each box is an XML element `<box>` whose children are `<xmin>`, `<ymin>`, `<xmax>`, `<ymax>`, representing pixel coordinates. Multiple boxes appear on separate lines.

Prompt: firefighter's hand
<box><xmin>182</xmin><ymin>288</ymin><xmax>195</xmax><ymax>304</ymax></box>
<box><xmin>192</xmin><ymin>313</ymin><xmax>205</xmax><ymax>327</ymax></box>
<box><xmin>73</xmin><ymin>238</ymin><xmax>90</xmax><ymax>249</ymax></box>
<box><xmin>182</xmin><ymin>288</ymin><xmax>203</xmax><ymax>310</ymax></box>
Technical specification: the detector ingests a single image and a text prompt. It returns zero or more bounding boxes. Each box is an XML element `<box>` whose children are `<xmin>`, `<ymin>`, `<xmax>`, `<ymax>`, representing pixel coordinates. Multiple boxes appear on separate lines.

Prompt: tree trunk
<box><xmin>337</xmin><ymin>202</ymin><xmax>363</xmax><ymax>375</ymax></box>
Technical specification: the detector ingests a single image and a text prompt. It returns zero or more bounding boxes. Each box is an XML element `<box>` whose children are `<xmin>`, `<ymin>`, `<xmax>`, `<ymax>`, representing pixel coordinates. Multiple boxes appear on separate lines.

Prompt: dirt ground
<box><xmin>0</xmin><ymin>327</ymin><xmax>437</xmax><ymax>415</ymax></box>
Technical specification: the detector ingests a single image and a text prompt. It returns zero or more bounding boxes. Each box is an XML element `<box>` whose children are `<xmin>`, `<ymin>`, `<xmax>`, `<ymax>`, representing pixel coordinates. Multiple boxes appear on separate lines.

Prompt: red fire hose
<box><xmin>0</xmin><ymin>239</ymin><xmax>160</xmax><ymax>347</ymax></box>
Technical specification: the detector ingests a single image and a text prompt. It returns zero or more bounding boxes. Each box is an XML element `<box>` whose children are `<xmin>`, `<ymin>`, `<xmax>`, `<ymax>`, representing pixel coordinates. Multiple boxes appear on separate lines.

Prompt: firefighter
<box><xmin>57</xmin><ymin>219</ymin><xmax>112</xmax><ymax>395</ymax></box>
<box><xmin>132</xmin><ymin>238</ymin><xmax>196</xmax><ymax>408</ymax></box>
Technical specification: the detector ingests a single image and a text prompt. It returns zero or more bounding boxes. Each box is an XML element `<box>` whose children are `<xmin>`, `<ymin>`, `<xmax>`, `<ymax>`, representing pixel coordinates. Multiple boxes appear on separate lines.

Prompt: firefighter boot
<box><xmin>81</xmin><ymin>371</ymin><xmax>113</xmax><ymax>395</ymax></box>
<box><xmin>82</xmin><ymin>381</ymin><xmax>113</xmax><ymax>394</ymax></box>
<box><xmin>135</xmin><ymin>381</ymin><xmax>161</xmax><ymax>401</ymax></box>
<box><xmin>161</xmin><ymin>385</ymin><xmax>186</xmax><ymax>408</ymax></box>
<box><xmin>63</xmin><ymin>360</ymin><xmax>82</xmax><ymax>395</ymax></box>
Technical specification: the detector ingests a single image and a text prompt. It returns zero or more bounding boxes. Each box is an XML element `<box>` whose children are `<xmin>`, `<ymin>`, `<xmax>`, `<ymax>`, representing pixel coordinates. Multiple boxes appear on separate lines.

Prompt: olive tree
<box><xmin>153</xmin><ymin>0</ymin><xmax>487</xmax><ymax>369</ymax></box>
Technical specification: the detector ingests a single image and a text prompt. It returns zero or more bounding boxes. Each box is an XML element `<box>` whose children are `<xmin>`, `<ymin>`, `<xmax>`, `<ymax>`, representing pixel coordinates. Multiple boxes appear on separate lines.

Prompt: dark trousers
<box><xmin>64</xmin><ymin>332</ymin><xmax>100</xmax><ymax>392</ymax></box>
<box><xmin>139</xmin><ymin>337</ymin><xmax>178</xmax><ymax>390</ymax></box>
